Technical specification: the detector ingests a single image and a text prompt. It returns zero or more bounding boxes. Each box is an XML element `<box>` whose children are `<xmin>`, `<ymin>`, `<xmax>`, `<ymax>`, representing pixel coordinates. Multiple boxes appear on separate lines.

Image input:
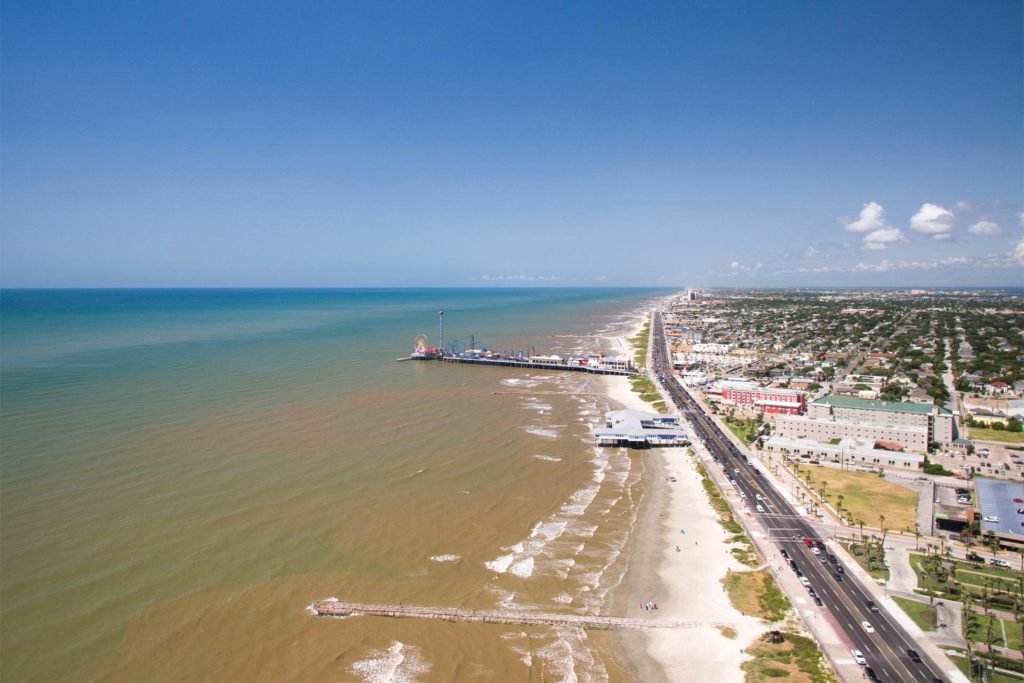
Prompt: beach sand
<box><xmin>600</xmin><ymin>303</ymin><xmax>764</xmax><ymax>683</ymax></box>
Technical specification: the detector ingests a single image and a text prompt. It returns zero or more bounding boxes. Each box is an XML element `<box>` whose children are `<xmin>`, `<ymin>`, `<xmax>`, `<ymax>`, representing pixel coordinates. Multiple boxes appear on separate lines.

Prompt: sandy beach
<box><xmin>601</xmin><ymin>302</ymin><xmax>764</xmax><ymax>683</ymax></box>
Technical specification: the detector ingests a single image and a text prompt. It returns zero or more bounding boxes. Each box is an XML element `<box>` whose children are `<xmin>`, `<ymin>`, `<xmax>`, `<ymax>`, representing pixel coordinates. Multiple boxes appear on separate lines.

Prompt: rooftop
<box><xmin>974</xmin><ymin>477</ymin><xmax>1024</xmax><ymax>538</ymax></box>
<box><xmin>815</xmin><ymin>395</ymin><xmax>952</xmax><ymax>416</ymax></box>
<box><xmin>594</xmin><ymin>410</ymin><xmax>688</xmax><ymax>448</ymax></box>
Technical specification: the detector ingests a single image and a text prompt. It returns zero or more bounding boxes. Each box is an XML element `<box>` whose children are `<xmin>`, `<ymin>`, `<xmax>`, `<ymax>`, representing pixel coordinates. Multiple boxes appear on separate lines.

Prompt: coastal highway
<box><xmin>650</xmin><ymin>312</ymin><xmax>945</xmax><ymax>683</ymax></box>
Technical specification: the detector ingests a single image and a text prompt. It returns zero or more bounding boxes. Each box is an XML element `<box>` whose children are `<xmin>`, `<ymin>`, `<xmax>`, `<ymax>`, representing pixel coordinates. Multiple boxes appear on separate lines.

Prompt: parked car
<box><xmin>851</xmin><ymin>649</ymin><xmax>867</xmax><ymax>666</ymax></box>
<box><xmin>906</xmin><ymin>648</ymin><xmax>921</xmax><ymax>662</ymax></box>
<box><xmin>866</xmin><ymin>600</ymin><xmax>878</xmax><ymax>612</ymax></box>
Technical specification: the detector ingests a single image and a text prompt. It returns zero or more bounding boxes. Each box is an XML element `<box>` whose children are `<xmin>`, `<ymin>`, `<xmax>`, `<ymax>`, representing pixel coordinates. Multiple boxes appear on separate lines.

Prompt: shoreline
<box><xmin>600</xmin><ymin>299</ymin><xmax>763</xmax><ymax>683</ymax></box>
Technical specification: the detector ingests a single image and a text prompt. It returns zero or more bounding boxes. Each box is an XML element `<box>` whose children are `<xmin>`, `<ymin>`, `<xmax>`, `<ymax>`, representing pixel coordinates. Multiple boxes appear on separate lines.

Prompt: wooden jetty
<box><xmin>308</xmin><ymin>599</ymin><xmax>732</xmax><ymax>631</ymax></box>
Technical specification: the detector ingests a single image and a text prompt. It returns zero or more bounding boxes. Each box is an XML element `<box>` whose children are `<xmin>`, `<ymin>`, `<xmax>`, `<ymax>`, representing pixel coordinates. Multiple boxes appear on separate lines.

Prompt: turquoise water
<box><xmin>1</xmin><ymin>288</ymin><xmax>667</xmax><ymax>682</ymax></box>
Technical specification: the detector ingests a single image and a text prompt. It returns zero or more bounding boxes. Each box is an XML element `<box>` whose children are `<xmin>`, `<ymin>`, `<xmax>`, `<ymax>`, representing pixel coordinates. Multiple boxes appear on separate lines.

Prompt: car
<box><xmin>906</xmin><ymin>648</ymin><xmax>921</xmax><ymax>662</ymax></box>
<box><xmin>799</xmin><ymin>576</ymin><xmax>810</xmax><ymax>587</ymax></box>
<box><xmin>780</xmin><ymin>549</ymin><xmax>789</xmax><ymax>559</ymax></box>
<box><xmin>991</xmin><ymin>559</ymin><xmax>1012</xmax><ymax>569</ymax></box>
<box><xmin>861</xmin><ymin>620</ymin><xmax>875</xmax><ymax>633</ymax></box>
<box><xmin>734</xmin><ymin>468</ymin><xmax>740</xmax><ymax>474</ymax></box>
<box><xmin>811</xmin><ymin>547</ymin><xmax>821</xmax><ymax>555</ymax></box>
<box><xmin>983</xmin><ymin>515</ymin><xmax>1000</xmax><ymax>523</ymax></box>
<box><xmin>836</xmin><ymin>565</ymin><xmax>844</xmax><ymax>574</ymax></box>
<box><xmin>755</xmin><ymin>493</ymin><xmax>763</xmax><ymax>500</ymax></box>
<box><xmin>756</xmin><ymin>504</ymin><xmax>765</xmax><ymax>513</ymax></box>
<box><xmin>851</xmin><ymin>649</ymin><xmax>867</xmax><ymax>666</ymax></box>
<box><xmin>803</xmin><ymin>538</ymin><xmax>815</xmax><ymax>547</ymax></box>
<box><xmin>789</xmin><ymin>559</ymin><xmax>798</xmax><ymax>570</ymax></box>
<box><xmin>827</xmin><ymin>553</ymin><xmax>837</xmax><ymax>563</ymax></box>
<box><xmin>818</xmin><ymin>554</ymin><xmax>828</xmax><ymax>563</ymax></box>
<box><xmin>814</xmin><ymin>595</ymin><xmax>823</xmax><ymax>606</ymax></box>
<box><xmin>865</xmin><ymin>666</ymin><xmax>879</xmax><ymax>682</ymax></box>
<box><xmin>833</xmin><ymin>573</ymin><xmax>842</xmax><ymax>581</ymax></box>
<box><xmin>866</xmin><ymin>599</ymin><xmax>877</xmax><ymax>611</ymax></box>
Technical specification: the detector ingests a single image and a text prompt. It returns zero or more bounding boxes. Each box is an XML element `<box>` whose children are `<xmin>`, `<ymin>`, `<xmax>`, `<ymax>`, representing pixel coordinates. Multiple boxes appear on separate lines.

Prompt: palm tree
<box><xmin>913</xmin><ymin>522</ymin><xmax>921</xmax><ymax>551</ymax></box>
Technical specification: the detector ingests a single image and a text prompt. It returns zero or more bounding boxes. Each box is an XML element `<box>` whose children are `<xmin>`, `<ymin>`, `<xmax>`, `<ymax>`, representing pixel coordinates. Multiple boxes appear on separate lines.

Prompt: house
<box><xmin>987</xmin><ymin>381</ymin><xmax>1010</xmax><ymax>395</ymax></box>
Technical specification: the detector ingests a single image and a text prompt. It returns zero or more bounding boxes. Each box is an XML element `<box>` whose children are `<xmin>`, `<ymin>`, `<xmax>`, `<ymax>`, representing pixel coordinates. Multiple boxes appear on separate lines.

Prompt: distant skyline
<box><xmin>2</xmin><ymin>1</ymin><xmax>1022</xmax><ymax>287</ymax></box>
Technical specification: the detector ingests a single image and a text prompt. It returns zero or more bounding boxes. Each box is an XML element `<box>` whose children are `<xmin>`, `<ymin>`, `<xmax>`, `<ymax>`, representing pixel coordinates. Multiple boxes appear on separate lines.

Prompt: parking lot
<box><xmin>931</xmin><ymin>440</ymin><xmax>1024</xmax><ymax>481</ymax></box>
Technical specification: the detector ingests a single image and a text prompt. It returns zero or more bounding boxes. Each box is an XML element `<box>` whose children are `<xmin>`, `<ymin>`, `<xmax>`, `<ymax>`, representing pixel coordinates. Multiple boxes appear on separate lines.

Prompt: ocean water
<box><xmin>0</xmin><ymin>288</ymin><xmax>668</xmax><ymax>682</ymax></box>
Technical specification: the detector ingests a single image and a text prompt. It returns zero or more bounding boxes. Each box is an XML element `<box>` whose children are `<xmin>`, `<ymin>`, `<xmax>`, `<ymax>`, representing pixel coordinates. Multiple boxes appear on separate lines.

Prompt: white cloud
<box><xmin>729</xmin><ymin>261</ymin><xmax>762</xmax><ymax>275</ymax></box>
<box><xmin>910</xmin><ymin>203</ymin><xmax>956</xmax><ymax>239</ymax></box>
<box><xmin>968</xmin><ymin>220</ymin><xmax>1002</xmax><ymax>237</ymax></box>
<box><xmin>862</xmin><ymin>227</ymin><xmax>906</xmax><ymax>250</ymax></box>
<box><xmin>1015</xmin><ymin>238</ymin><xmax>1024</xmax><ymax>265</ymax></box>
<box><xmin>955</xmin><ymin>200</ymin><xmax>974</xmax><ymax>211</ymax></box>
<box><xmin>843</xmin><ymin>201</ymin><xmax>888</xmax><ymax>233</ymax></box>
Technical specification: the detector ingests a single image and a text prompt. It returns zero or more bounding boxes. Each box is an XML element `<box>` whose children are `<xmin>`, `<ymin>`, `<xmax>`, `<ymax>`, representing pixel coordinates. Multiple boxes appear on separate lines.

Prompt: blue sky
<box><xmin>2</xmin><ymin>1</ymin><xmax>1021</xmax><ymax>287</ymax></box>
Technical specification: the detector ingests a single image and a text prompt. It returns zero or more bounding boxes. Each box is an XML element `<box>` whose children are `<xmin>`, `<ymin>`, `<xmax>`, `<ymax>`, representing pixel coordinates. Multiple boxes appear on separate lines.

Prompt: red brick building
<box><xmin>721</xmin><ymin>381</ymin><xmax>806</xmax><ymax>415</ymax></box>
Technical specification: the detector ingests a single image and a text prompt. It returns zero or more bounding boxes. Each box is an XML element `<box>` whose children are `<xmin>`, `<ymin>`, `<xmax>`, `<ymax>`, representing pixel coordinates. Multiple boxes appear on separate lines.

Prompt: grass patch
<box><xmin>966</xmin><ymin>425</ymin><xmax>1024</xmax><ymax>444</ymax></box>
<box><xmin>718</xmin><ymin>625</ymin><xmax>738</xmax><ymax>639</ymax></box>
<box><xmin>892</xmin><ymin>596</ymin><xmax>937</xmax><ymax>631</ymax></box>
<box><xmin>724</xmin><ymin>418</ymin><xmax>760</xmax><ymax>444</ymax></box>
<box><xmin>742</xmin><ymin>631</ymin><xmax>836</xmax><ymax>683</ymax></box>
<box><xmin>800</xmin><ymin>464</ymin><xmax>918</xmax><ymax>532</ymax></box>
<box><xmin>629</xmin><ymin>317</ymin><xmax>651</xmax><ymax>367</ymax></box>
<box><xmin>721</xmin><ymin>570</ymin><xmax>790</xmax><ymax>623</ymax></box>
<box><xmin>629</xmin><ymin>374</ymin><xmax>667</xmax><ymax>412</ymax></box>
<box><xmin>946</xmin><ymin>647</ymin><xmax>1024</xmax><ymax>683</ymax></box>
<box><xmin>842</xmin><ymin>539</ymin><xmax>889</xmax><ymax>580</ymax></box>
<box><xmin>909</xmin><ymin>553</ymin><xmax>1023</xmax><ymax>611</ymax></box>
<box><xmin>694</xmin><ymin>461</ymin><xmax>759</xmax><ymax>566</ymax></box>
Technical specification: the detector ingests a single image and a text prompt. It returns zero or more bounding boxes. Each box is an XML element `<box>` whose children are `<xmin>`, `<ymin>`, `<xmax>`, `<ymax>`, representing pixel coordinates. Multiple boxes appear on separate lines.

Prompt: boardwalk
<box><xmin>308</xmin><ymin>599</ymin><xmax>733</xmax><ymax>631</ymax></box>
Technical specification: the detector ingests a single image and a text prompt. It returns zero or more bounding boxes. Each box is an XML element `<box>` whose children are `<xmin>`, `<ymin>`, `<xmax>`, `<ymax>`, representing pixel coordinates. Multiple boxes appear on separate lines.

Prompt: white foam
<box><xmin>485</xmin><ymin>553</ymin><xmax>516</xmax><ymax>574</ymax></box>
<box><xmin>429</xmin><ymin>554</ymin><xmax>460</xmax><ymax>563</ymax></box>
<box><xmin>553</xmin><ymin>593</ymin><xmax>573</xmax><ymax>604</ymax></box>
<box><xmin>509</xmin><ymin>556</ymin><xmax>535</xmax><ymax>579</ymax></box>
<box><xmin>533</xmin><ymin>455</ymin><xmax>561</xmax><ymax>462</ymax></box>
<box><xmin>525</xmin><ymin>426</ymin><xmax>559</xmax><ymax>439</ymax></box>
<box><xmin>349</xmin><ymin>641</ymin><xmax>430</xmax><ymax>683</ymax></box>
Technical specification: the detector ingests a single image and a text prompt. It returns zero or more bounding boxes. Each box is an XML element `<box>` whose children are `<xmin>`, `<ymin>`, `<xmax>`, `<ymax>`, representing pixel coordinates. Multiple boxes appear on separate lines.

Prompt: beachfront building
<box><xmin>719</xmin><ymin>380</ymin><xmax>805</xmax><ymax>416</ymax></box>
<box><xmin>599</xmin><ymin>356</ymin><xmax>635</xmax><ymax>372</ymax></box>
<box><xmin>594</xmin><ymin>410</ymin><xmax>689</xmax><ymax>449</ymax></box>
<box><xmin>774</xmin><ymin>396</ymin><xmax>955</xmax><ymax>453</ymax></box>
<box><xmin>763</xmin><ymin>435</ymin><xmax>924</xmax><ymax>471</ymax></box>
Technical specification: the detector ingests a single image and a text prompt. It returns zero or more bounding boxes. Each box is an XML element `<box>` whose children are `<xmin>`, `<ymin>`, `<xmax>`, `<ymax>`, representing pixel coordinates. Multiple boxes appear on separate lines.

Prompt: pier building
<box><xmin>594</xmin><ymin>410</ymin><xmax>689</xmax><ymax>448</ymax></box>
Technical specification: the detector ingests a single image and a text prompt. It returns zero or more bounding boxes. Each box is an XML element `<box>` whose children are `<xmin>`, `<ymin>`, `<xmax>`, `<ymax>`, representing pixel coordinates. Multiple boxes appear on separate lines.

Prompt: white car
<box><xmin>811</xmin><ymin>547</ymin><xmax>820</xmax><ymax>555</ymax></box>
<box><xmin>861</xmin><ymin>620</ymin><xmax>875</xmax><ymax>633</ymax></box>
<box><xmin>755</xmin><ymin>494</ymin><xmax>763</xmax><ymax>501</ymax></box>
<box><xmin>983</xmin><ymin>515</ymin><xmax>1000</xmax><ymax>523</ymax></box>
<box><xmin>799</xmin><ymin>576</ymin><xmax>810</xmax><ymax>587</ymax></box>
<box><xmin>851</xmin><ymin>649</ymin><xmax>867</xmax><ymax>666</ymax></box>
<box><xmin>756</xmin><ymin>504</ymin><xmax>765</xmax><ymax>513</ymax></box>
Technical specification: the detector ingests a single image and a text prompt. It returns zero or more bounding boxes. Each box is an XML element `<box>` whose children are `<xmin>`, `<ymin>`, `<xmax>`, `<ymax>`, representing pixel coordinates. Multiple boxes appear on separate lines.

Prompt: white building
<box><xmin>764</xmin><ymin>436</ymin><xmax>924</xmax><ymax>471</ymax></box>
